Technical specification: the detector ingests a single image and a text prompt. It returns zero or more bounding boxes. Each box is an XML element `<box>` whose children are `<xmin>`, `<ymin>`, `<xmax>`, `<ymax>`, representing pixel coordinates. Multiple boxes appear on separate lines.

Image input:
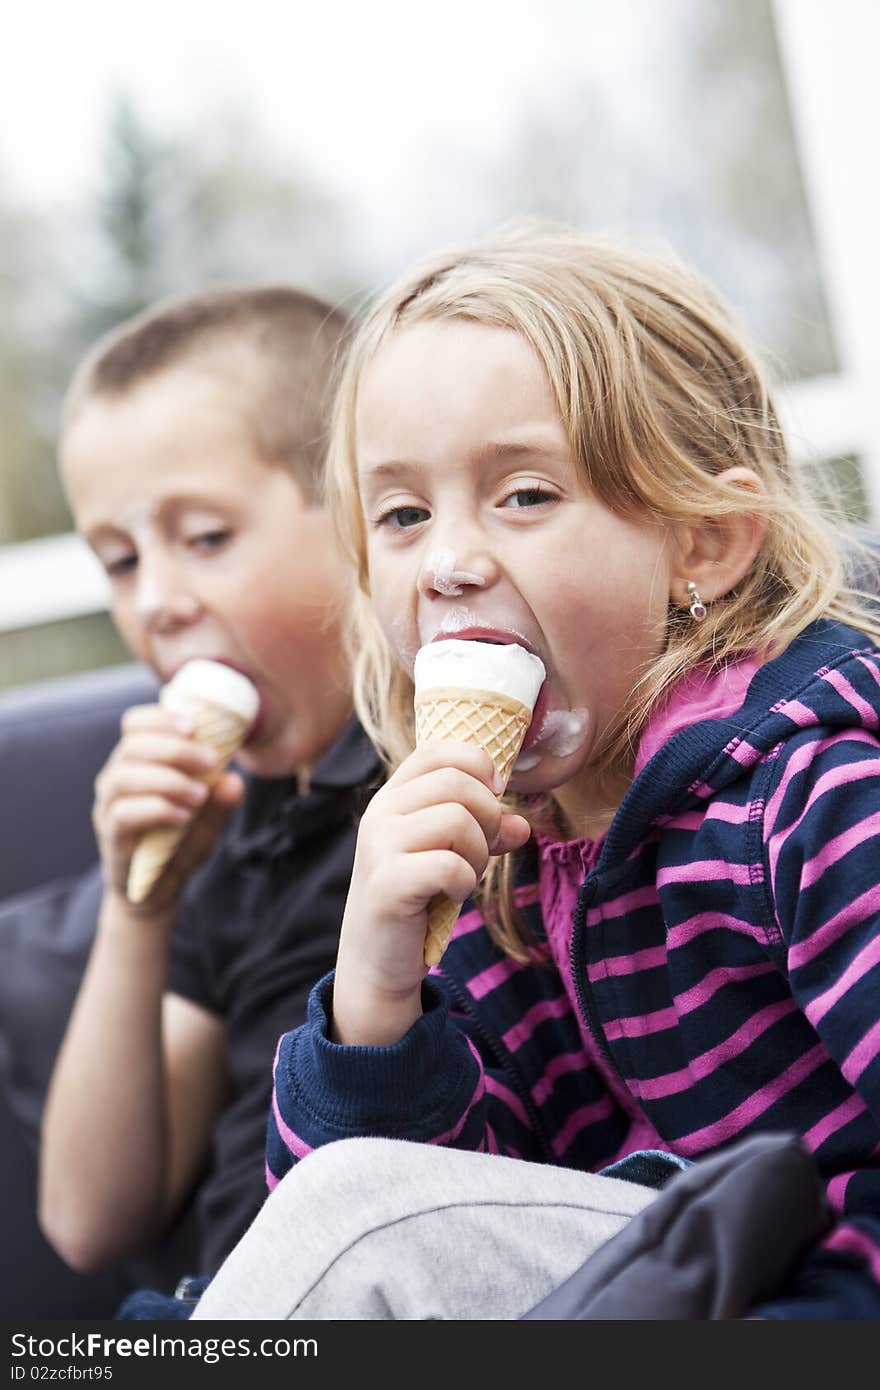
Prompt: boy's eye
<box><xmin>501</xmin><ymin>487</ymin><xmax>555</xmax><ymax>509</ymax></box>
<box><xmin>103</xmin><ymin>554</ymin><xmax>137</xmax><ymax>577</ymax></box>
<box><xmin>187</xmin><ymin>528</ymin><xmax>232</xmax><ymax>550</ymax></box>
<box><xmin>377</xmin><ymin>506</ymin><xmax>430</xmax><ymax>530</ymax></box>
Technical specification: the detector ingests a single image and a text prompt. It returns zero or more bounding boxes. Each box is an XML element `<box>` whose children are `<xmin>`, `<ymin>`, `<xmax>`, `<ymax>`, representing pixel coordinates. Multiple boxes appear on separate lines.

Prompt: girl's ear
<box><xmin>670</xmin><ymin>467</ymin><xmax>768</xmax><ymax>611</ymax></box>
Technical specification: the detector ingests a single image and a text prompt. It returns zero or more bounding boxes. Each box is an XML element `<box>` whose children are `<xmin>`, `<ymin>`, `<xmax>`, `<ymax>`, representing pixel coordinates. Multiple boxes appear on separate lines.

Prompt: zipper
<box><xmin>439</xmin><ymin>969</ymin><xmax>553</xmax><ymax>1159</ymax></box>
<box><xmin>571</xmin><ymin>874</ymin><xmax>616</xmax><ymax>1070</ymax></box>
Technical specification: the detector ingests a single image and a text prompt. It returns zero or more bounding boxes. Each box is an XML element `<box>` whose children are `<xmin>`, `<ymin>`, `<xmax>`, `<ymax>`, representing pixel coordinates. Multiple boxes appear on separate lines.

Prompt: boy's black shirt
<box><xmin>0</xmin><ymin>713</ymin><xmax>381</xmax><ymax>1294</ymax></box>
<box><xmin>167</xmin><ymin>715</ymin><xmax>382</xmax><ymax>1274</ymax></box>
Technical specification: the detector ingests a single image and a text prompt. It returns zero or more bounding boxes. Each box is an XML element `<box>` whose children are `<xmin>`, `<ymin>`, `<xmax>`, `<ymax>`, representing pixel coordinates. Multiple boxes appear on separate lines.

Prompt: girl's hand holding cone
<box><xmin>332</xmin><ymin>641</ymin><xmax>543</xmax><ymax>1045</ymax></box>
<box><xmin>330</xmin><ymin>740</ymin><xmax>532</xmax><ymax>1047</ymax></box>
<box><xmin>413</xmin><ymin>639</ymin><xmax>546</xmax><ymax>965</ymax></box>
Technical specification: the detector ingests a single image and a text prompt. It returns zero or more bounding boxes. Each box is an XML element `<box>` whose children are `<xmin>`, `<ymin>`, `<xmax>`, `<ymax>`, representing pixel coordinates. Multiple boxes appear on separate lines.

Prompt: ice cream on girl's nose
<box><xmin>426</xmin><ymin>548</ymin><xmax>486</xmax><ymax>598</ymax></box>
<box><xmin>413</xmin><ymin>637</ymin><xmax>546</xmax><ymax>964</ymax></box>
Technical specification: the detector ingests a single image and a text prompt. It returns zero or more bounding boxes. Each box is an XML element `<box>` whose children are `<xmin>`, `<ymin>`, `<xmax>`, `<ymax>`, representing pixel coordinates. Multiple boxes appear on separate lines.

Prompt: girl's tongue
<box><xmin>521</xmin><ymin>677</ymin><xmax>551</xmax><ymax>751</ymax></box>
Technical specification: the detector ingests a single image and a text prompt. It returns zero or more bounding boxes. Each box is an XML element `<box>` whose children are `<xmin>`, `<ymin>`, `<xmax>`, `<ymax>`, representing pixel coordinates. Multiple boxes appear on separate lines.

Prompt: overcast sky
<box><xmin>1</xmin><ymin>0</ymin><xmax>655</xmax><ymax>207</ymax></box>
<box><xmin>3</xmin><ymin>0</ymin><xmax>873</xmax><ymax>378</ymax></box>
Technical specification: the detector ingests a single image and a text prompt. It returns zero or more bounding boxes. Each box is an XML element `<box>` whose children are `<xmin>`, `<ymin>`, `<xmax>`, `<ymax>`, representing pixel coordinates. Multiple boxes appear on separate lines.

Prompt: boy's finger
<box><xmin>120</xmin><ymin>704</ymin><xmax>195</xmax><ymax>736</ymax></box>
<box><xmin>118</xmin><ymin>783</ymin><xmax>241</xmax><ymax>900</ymax></box>
<box><xmin>175</xmin><ymin>792</ymin><xmax>238</xmax><ymax>868</ymax></box>
<box><xmin>106</xmin><ymin>794</ymin><xmax>195</xmax><ymax>839</ymax></box>
<box><xmin>107</xmin><ymin>732</ymin><xmax>220</xmax><ymax>773</ymax></box>
<box><xmin>209</xmin><ymin>770</ymin><xmax>246</xmax><ymax>808</ymax></box>
<box><xmin>98</xmin><ymin>763</ymin><xmax>211</xmax><ymax>808</ymax></box>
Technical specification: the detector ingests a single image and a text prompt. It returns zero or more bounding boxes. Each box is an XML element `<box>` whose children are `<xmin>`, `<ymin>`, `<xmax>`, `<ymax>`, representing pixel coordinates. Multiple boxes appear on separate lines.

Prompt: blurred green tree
<box><xmin>1</xmin><ymin>95</ymin><xmax>358</xmax><ymax>685</ymax></box>
<box><xmin>0</xmin><ymin>192</ymin><xmax>70</xmax><ymax>544</ymax></box>
<box><xmin>1</xmin><ymin>93</ymin><xmax>356</xmax><ymax>548</ymax></box>
<box><xmin>73</xmin><ymin>97</ymin><xmax>171</xmax><ymax>341</ymax></box>
<box><xmin>71</xmin><ymin>93</ymin><xmax>356</xmax><ymax>349</ymax></box>
<box><xmin>464</xmin><ymin>0</ymin><xmax>835</xmax><ymax>384</ymax></box>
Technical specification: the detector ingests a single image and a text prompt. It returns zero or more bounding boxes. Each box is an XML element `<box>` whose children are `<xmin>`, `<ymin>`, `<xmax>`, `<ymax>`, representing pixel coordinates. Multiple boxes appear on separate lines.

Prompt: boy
<box><xmin>35</xmin><ymin>286</ymin><xmax>380</xmax><ymax>1307</ymax></box>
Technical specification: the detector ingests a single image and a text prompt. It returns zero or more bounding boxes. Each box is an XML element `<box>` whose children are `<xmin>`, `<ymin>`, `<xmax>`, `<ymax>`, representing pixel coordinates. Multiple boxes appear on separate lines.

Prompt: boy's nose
<box><xmin>135</xmin><ymin>561</ymin><xmax>202</xmax><ymax>631</ymax></box>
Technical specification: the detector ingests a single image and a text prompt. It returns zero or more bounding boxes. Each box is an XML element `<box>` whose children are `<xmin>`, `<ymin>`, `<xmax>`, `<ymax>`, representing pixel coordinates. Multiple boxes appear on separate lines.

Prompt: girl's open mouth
<box><xmin>427</xmin><ymin>628</ymin><xmax>549</xmax><ymax>752</ymax></box>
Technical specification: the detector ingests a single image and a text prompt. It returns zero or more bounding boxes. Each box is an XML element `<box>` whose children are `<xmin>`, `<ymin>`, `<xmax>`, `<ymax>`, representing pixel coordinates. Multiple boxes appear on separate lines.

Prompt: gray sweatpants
<box><xmin>192</xmin><ymin>1137</ymin><xmax>656</xmax><ymax>1321</ymax></box>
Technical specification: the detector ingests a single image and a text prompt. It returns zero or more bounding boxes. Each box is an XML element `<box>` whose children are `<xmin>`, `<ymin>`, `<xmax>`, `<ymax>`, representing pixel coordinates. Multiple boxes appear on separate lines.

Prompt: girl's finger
<box><xmin>493</xmin><ymin>812</ymin><xmax>532</xmax><ymax>856</ymax></box>
<box><xmin>385</xmin><ymin>740</ymin><xmax>501</xmax><ymax>795</ymax></box>
<box><xmin>395</xmin><ymin>848</ymin><xmax>479</xmax><ymax>914</ymax></box>
<box><xmin>394</xmin><ymin>802</ymin><xmax>496</xmax><ymax>881</ymax></box>
<box><xmin>385</xmin><ymin>767</ymin><xmax>505</xmax><ymax>843</ymax></box>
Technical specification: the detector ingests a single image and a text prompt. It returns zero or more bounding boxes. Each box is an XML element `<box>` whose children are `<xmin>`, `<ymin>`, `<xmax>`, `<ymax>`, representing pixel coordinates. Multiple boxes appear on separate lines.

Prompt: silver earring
<box><xmin>687</xmin><ymin>581</ymin><xmax>707</xmax><ymax>621</ymax></box>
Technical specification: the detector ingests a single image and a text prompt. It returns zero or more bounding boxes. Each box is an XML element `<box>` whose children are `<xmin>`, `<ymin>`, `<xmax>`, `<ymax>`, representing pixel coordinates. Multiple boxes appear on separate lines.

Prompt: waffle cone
<box><xmin>415</xmin><ymin>686</ymin><xmax>532</xmax><ymax>966</ymax></box>
<box><xmin>126</xmin><ymin>695</ymin><xmax>250</xmax><ymax>905</ymax></box>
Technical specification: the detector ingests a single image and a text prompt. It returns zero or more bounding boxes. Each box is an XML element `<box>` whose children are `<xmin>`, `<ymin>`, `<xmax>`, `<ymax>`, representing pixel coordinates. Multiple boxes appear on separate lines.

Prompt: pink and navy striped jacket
<box><xmin>267</xmin><ymin>619</ymin><xmax>880</xmax><ymax>1318</ymax></box>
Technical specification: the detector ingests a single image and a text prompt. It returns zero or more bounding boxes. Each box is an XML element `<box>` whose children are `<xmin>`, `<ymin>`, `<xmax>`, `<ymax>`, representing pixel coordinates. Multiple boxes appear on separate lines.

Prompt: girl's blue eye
<box><xmin>379</xmin><ymin>506</ymin><xmax>429</xmax><ymax>529</ymax></box>
<box><xmin>502</xmin><ymin>488</ymin><xmax>554</xmax><ymax>508</ymax></box>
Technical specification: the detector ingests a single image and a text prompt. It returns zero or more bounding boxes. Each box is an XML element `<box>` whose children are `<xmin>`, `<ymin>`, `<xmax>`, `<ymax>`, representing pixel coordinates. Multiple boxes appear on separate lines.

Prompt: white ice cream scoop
<box><xmin>126</xmin><ymin>659</ymin><xmax>259</xmax><ymax>904</ymax></box>
<box><xmin>413</xmin><ymin>639</ymin><xmax>545</xmax><ymax>965</ymax></box>
<box><xmin>414</xmin><ymin>638</ymin><xmax>546</xmax><ymax>708</ymax></box>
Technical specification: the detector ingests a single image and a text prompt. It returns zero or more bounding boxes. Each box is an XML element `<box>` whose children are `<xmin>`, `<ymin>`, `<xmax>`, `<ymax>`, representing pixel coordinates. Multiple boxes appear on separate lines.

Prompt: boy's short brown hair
<box><xmin>63</xmin><ymin>286</ymin><xmax>351</xmax><ymax>502</ymax></box>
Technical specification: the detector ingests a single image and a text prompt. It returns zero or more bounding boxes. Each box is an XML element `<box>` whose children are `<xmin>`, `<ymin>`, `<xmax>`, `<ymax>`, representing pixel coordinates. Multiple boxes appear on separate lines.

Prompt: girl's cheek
<box><xmin>369</xmin><ymin>559</ymin><xmax>420</xmax><ymax>671</ymax></box>
<box><xmin>387</xmin><ymin>613</ymin><xmax>418</xmax><ymax>675</ymax></box>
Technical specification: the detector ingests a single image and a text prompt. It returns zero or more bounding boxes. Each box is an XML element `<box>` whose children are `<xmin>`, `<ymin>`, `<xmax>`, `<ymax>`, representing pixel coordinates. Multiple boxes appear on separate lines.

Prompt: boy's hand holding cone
<box><xmin>413</xmin><ymin>639</ymin><xmax>545</xmax><ymax>965</ymax></box>
<box><xmin>126</xmin><ymin>659</ymin><xmax>259</xmax><ymax>905</ymax></box>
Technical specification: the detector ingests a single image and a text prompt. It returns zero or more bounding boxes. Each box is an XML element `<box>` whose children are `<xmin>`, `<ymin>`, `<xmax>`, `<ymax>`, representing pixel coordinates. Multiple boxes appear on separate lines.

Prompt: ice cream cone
<box><xmin>126</xmin><ymin>660</ymin><xmax>258</xmax><ymax>905</ymax></box>
<box><xmin>413</xmin><ymin>640</ymin><xmax>545</xmax><ymax>966</ymax></box>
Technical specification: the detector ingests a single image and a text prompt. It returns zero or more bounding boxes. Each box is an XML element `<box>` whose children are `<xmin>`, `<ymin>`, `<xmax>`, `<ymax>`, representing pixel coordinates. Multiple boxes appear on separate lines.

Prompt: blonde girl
<box><xmin>195</xmin><ymin>224</ymin><xmax>880</xmax><ymax>1321</ymax></box>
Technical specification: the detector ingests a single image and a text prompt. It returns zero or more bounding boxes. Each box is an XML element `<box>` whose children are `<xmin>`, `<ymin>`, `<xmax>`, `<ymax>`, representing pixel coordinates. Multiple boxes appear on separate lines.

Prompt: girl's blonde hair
<box><xmin>326</xmin><ymin>221</ymin><xmax>880</xmax><ymax>958</ymax></box>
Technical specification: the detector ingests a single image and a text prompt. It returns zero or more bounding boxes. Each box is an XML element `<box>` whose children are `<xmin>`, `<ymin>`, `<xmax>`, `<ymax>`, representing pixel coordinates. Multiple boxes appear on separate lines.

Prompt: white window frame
<box><xmin>771</xmin><ymin>0</ymin><xmax>880</xmax><ymax>514</ymax></box>
<box><xmin>0</xmin><ymin>533</ymin><xmax>109</xmax><ymax>634</ymax></box>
